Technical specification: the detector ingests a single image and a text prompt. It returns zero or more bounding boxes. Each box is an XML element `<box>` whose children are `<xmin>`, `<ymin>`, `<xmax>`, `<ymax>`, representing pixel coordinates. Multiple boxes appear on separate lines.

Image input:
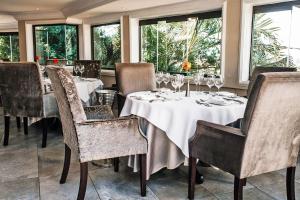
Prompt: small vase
<box><xmin>185</xmin><ymin>78</ymin><xmax>190</xmax><ymax>97</ymax></box>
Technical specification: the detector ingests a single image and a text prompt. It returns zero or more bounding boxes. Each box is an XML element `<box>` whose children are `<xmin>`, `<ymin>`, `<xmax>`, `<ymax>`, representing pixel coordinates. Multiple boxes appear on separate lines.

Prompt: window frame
<box><xmin>249</xmin><ymin>0</ymin><xmax>300</xmax><ymax>75</ymax></box>
<box><xmin>0</xmin><ymin>32</ymin><xmax>19</xmax><ymax>62</ymax></box>
<box><xmin>32</xmin><ymin>23</ymin><xmax>79</xmax><ymax>66</ymax></box>
<box><xmin>138</xmin><ymin>10</ymin><xmax>223</xmax><ymax>74</ymax></box>
<box><xmin>91</xmin><ymin>21</ymin><xmax>121</xmax><ymax>70</ymax></box>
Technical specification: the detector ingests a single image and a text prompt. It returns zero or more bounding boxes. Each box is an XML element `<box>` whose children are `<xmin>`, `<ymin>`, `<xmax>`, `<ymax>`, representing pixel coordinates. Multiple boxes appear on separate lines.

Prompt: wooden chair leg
<box><xmin>188</xmin><ymin>156</ymin><xmax>197</xmax><ymax>200</ymax></box>
<box><xmin>60</xmin><ymin>144</ymin><xmax>71</xmax><ymax>184</ymax></box>
<box><xmin>42</xmin><ymin>118</ymin><xmax>47</xmax><ymax>148</ymax></box>
<box><xmin>287</xmin><ymin>167</ymin><xmax>296</xmax><ymax>200</ymax></box>
<box><xmin>23</xmin><ymin>117</ymin><xmax>28</xmax><ymax>135</ymax></box>
<box><xmin>234</xmin><ymin>177</ymin><xmax>245</xmax><ymax>200</ymax></box>
<box><xmin>113</xmin><ymin>157</ymin><xmax>119</xmax><ymax>172</ymax></box>
<box><xmin>16</xmin><ymin>117</ymin><xmax>21</xmax><ymax>129</ymax></box>
<box><xmin>139</xmin><ymin>154</ymin><xmax>147</xmax><ymax>197</ymax></box>
<box><xmin>77</xmin><ymin>162</ymin><xmax>88</xmax><ymax>200</ymax></box>
<box><xmin>3</xmin><ymin>116</ymin><xmax>10</xmax><ymax>146</ymax></box>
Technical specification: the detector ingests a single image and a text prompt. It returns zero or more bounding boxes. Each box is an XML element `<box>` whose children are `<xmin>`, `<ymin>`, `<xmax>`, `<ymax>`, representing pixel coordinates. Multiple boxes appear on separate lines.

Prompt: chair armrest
<box><xmin>189</xmin><ymin>120</ymin><xmax>246</xmax><ymax>176</ymax></box>
<box><xmin>75</xmin><ymin>116</ymin><xmax>147</xmax><ymax>163</ymax></box>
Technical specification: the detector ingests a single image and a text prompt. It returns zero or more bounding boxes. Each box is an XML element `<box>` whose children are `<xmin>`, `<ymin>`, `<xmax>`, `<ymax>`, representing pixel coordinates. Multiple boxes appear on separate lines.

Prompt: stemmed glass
<box><xmin>155</xmin><ymin>72</ymin><xmax>163</xmax><ymax>88</ymax></box>
<box><xmin>193</xmin><ymin>73</ymin><xmax>200</xmax><ymax>92</ymax></box>
<box><xmin>79</xmin><ymin>64</ymin><xmax>85</xmax><ymax>78</ymax></box>
<box><xmin>206</xmin><ymin>75</ymin><xmax>215</xmax><ymax>94</ymax></box>
<box><xmin>74</xmin><ymin>65</ymin><xmax>79</xmax><ymax>77</ymax></box>
<box><xmin>214</xmin><ymin>75</ymin><xmax>224</xmax><ymax>95</ymax></box>
<box><xmin>177</xmin><ymin>74</ymin><xmax>185</xmax><ymax>92</ymax></box>
<box><xmin>163</xmin><ymin>73</ymin><xmax>170</xmax><ymax>87</ymax></box>
<box><xmin>171</xmin><ymin>76</ymin><xmax>178</xmax><ymax>92</ymax></box>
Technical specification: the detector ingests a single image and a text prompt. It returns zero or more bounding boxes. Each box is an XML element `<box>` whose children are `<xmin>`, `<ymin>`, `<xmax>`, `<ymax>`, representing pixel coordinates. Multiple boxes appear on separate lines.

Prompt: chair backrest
<box><xmin>46</xmin><ymin>66</ymin><xmax>87</xmax><ymax>154</ymax></box>
<box><xmin>74</xmin><ymin>60</ymin><xmax>101</xmax><ymax>79</ymax></box>
<box><xmin>115</xmin><ymin>63</ymin><xmax>156</xmax><ymax>96</ymax></box>
<box><xmin>247</xmin><ymin>66</ymin><xmax>296</xmax><ymax>98</ymax></box>
<box><xmin>0</xmin><ymin>62</ymin><xmax>44</xmax><ymax>117</ymax></box>
<box><xmin>240</xmin><ymin>72</ymin><xmax>300</xmax><ymax>177</ymax></box>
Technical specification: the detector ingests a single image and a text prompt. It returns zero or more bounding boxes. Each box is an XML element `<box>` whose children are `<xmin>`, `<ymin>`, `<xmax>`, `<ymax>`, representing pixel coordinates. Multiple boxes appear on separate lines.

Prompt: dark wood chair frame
<box><xmin>60</xmin><ymin>144</ymin><xmax>147</xmax><ymax>200</ymax></box>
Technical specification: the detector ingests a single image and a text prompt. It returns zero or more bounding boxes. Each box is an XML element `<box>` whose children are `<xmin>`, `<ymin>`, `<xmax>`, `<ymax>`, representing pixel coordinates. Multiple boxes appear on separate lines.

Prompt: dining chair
<box><xmin>115</xmin><ymin>63</ymin><xmax>156</xmax><ymax>115</ymax></box>
<box><xmin>247</xmin><ymin>66</ymin><xmax>296</xmax><ymax>98</ymax></box>
<box><xmin>47</xmin><ymin>66</ymin><xmax>148</xmax><ymax>200</ymax></box>
<box><xmin>227</xmin><ymin>66</ymin><xmax>297</xmax><ymax>129</ymax></box>
<box><xmin>188</xmin><ymin>72</ymin><xmax>300</xmax><ymax>200</ymax></box>
<box><xmin>0</xmin><ymin>62</ymin><xmax>59</xmax><ymax>148</ymax></box>
<box><xmin>73</xmin><ymin>60</ymin><xmax>101</xmax><ymax>79</ymax></box>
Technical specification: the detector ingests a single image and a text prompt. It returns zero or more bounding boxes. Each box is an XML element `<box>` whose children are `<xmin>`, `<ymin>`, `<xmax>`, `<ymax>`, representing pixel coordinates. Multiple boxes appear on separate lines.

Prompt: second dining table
<box><xmin>120</xmin><ymin>90</ymin><xmax>247</xmax><ymax>180</ymax></box>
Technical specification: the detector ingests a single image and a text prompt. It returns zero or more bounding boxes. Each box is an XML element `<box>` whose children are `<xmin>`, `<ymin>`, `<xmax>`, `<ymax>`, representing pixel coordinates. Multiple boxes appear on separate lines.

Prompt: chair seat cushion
<box><xmin>84</xmin><ymin>105</ymin><xmax>114</xmax><ymax>120</ymax></box>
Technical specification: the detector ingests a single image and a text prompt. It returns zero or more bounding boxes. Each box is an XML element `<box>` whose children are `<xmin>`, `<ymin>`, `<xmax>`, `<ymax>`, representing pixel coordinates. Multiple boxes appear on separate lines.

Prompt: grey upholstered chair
<box><xmin>0</xmin><ymin>62</ymin><xmax>59</xmax><ymax>148</ymax></box>
<box><xmin>115</xmin><ymin>63</ymin><xmax>156</xmax><ymax>115</ymax></box>
<box><xmin>227</xmin><ymin>66</ymin><xmax>297</xmax><ymax>128</ymax></box>
<box><xmin>73</xmin><ymin>60</ymin><xmax>101</xmax><ymax>79</ymax></box>
<box><xmin>247</xmin><ymin>66</ymin><xmax>297</xmax><ymax>98</ymax></box>
<box><xmin>46</xmin><ymin>66</ymin><xmax>148</xmax><ymax>200</ymax></box>
<box><xmin>188</xmin><ymin>72</ymin><xmax>300</xmax><ymax>200</ymax></box>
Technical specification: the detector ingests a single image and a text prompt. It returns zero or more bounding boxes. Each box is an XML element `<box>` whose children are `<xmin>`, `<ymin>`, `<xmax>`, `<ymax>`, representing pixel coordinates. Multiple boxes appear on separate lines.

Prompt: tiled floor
<box><xmin>0</xmin><ymin>115</ymin><xmax>299</xmax><ymax>200</ymax></box>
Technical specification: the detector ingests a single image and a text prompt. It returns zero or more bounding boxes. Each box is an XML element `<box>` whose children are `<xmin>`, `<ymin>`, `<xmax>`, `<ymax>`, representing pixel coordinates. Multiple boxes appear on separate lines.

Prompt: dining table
<box><xmin>120</xmin><ymin>90</ymin><xmax>247</xmax><ymax>180</ymax></box>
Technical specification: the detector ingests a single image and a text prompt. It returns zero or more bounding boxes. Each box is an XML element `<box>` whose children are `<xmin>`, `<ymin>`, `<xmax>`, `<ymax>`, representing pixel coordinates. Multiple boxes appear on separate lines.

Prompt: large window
<box><xmin>140</xmin><ymin>11</ymin><xmax>222</xmax><ymax>74</ymax></box>
<box><xmin>250</xmin><ymin>1</ymin><xmax>300</xmax><ymax>71</ymax></box>
<box><xmin>92</xmin><ymin>23</ymin><xmax>121</xmax><ymax>70</ymax></box>
<box><xmin>0</xmin><ymin>32</ymin><xmax>19</xmax><ymax>62</ymax></box>
<box><xmin>33</xmin><ymin>24</ymin><xmax>78</xmax><ymax>65</ymax></box>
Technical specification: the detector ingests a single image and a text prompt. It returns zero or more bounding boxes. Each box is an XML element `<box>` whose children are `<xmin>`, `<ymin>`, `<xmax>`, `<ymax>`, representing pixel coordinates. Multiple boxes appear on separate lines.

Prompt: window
<box><xmin>33</xmin><ymin>24</ymin><xmax>78</xmax><ymax>65</ymax></box>
<box><xmin>92</xmin><ymin>23</ymin><xmax>121</xmax><ymax>70</ymax></box>
<box><xmin>140</xmin><ymin>11</ymin><xmax>222</xmax><ymax>74</ymax></box>
<box><xmin>250</xmin><ymin>1</ymin><xmax>300</xmax><ymax>71</ymax></box>
<box><xmin>0</xmin><ymin>32</ymin><xmax>19</xmax><ymax>62</ymax></box>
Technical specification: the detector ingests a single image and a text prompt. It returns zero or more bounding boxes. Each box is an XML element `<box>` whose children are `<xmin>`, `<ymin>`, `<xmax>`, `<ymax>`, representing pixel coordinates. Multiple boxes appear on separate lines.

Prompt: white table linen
<box><xmin>121</xmin><ymin>91</ymin><xmax>247</xmax><ymax>157</ymax></box>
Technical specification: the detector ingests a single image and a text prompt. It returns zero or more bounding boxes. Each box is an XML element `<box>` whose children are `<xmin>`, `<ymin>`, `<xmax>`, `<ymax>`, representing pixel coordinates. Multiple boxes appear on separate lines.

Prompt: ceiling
<box><xmin>0</xmin><ymin>0</ymin><xmax>76</xmax><ymax>13</ymax></box>
<box><xmin>0</xmin><ymin>0</ymin><xmax>192</xmax><ymax>19</ymax></box>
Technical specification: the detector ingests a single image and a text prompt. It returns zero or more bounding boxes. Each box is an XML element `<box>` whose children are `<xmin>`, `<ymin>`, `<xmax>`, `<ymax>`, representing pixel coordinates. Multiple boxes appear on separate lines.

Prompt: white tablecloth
<box><xmin>121</xmin><ymin>91</ymin><xmax>247</xmax><ymax>157</ymax></box>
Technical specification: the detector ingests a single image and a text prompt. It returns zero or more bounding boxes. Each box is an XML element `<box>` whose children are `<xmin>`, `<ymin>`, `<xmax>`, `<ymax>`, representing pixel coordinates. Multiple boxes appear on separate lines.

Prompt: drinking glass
<box><xmin>206</xmin><ymin>75</ymin><xmax>215</xmax><ymax>94</ymax></box>
<box><xmin>155</xmin><ymin>72</ymin><xmax>163</xmax><ymax>88</ymax></box>
<box><xmin>79</xmin><ymin>64</ymin><xmax>85</xmax><ymax>78</ymax></box>
<box><xmin>73</xmin><ymin>65</ymin><xmax>79</xmax><ymax>76</ymax></box>
<box><xmin>214</xmin><ymin>75</ymin><xmax>224</xmax><ymax>95</ymax></box>
<box><xmin>193</xmin><ymin>73</ymin><xmax>200</xmax><ymax>91</ymax></box>
<box><xmin>177</xmin><ymin>75</ymin><xmax>185</xmax><ymax>92</ymax></box>
<box><xmin>171</xmin><ymin>76</ymin><xmax>178</xmax><ymax>92</ymax></box>
<box><xmin>163</xmin><ymin>73</ymin><xmax>170</xmax><ymax>87</ymax></box>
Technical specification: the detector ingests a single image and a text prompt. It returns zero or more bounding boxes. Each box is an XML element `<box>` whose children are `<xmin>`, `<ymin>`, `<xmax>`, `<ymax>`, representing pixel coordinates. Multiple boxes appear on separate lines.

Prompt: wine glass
<box><xmin>73</xmin><ymin>65</ymin><xmax>79</xmax><ymax>77</ymax></box>
<box><xmin>79</xmin><ymin>64</ymin><xmax>85</xmax><ymax>78</ymax></box>
<box><xmin>155</xmin><ymin>72</ymin><xmax>163</xmax><ymax>88</ymax></box>
<box><xmin>214</xmin><ymin>75</ymin><xmax>224</xmax><ymax>95</ymax></box>
<box><xmin>177</xmin><ymin>74</ymin><xmax>185</xmax><ymax>92</ymax></box>
<box><xmin>193</xmin><ymin>73</ymin><xmax>200</xmax><ymax>92</ymax></box>
<box><xmin>206</xmin><ymin>75</ymin><xmax>215</xmax><ymax>94</ymax></box>
<box><xmin>163</xmin><ymin>73</ymin><xmax>170</xmax><ymax>87</ymax></box>
<box><xmin>171</xmin><ymin>76</ymin><xmax>178</xmax><ymax>92</ymax></box>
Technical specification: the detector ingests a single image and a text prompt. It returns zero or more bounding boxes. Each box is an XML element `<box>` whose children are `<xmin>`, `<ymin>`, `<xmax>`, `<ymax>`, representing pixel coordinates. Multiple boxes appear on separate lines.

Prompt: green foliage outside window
<box><xmin>0</xmin><ymin>33</ymin><xmax>19</xmax><ymax>62</ymax></box>
<box><xmin>141</xmin><ymin>17</ymin><xmax>222</xmax><ymax>74</ymax></box>
<box><xmin>92</xmin><ymin>24</ymin><xmax>121</xmax><ymax>69</ymax></box>
<box><xmin>34</xmin><ymin>25</ymin><xmax>78</xmax><ymax>65</ymax></box>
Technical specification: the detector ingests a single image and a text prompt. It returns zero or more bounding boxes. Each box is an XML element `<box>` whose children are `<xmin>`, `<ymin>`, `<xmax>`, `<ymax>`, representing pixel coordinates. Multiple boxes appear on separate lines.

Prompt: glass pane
<box><xmin>0</xmin><ymin>34</ymin><xmax>19</xmax><ymax>62</ymax></box>
<box><xmin>290</xmin><ymin>5</ymin><xmax>300</xmax><ymax>68</ymax></box>
<box><xmin>251</xmin><ymin>10</ymin><xmax>292</xmax><ymax>71</ymax></box>
<box><xmin>93</xmin><ymin>24</ymin><xmax>121</xmax><ymax>69</ymax></box>
<box><xmin>34</xmin><ymin>25</ymin><xmax>78</xmax><ymax>65</ymax></box>
<box><xmin>141</xmin><ymin>16</ymin><xmax>222</xmax><ymax>74</ymax></box>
